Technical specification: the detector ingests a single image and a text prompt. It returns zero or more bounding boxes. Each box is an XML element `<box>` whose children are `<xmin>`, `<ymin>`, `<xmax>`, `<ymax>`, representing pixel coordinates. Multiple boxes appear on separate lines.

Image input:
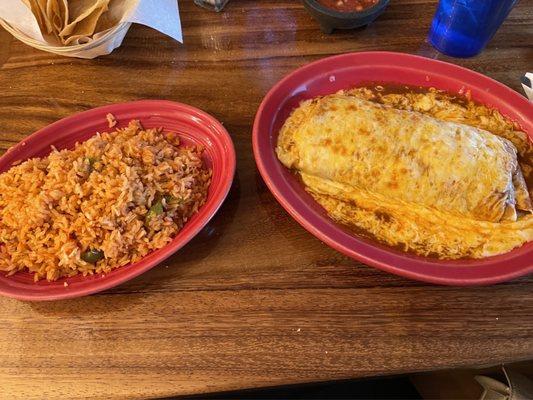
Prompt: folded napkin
<box><xmin>0</xmin><ymin>0</ymin><xmax>182</xmax><ymax>58</ymax></box>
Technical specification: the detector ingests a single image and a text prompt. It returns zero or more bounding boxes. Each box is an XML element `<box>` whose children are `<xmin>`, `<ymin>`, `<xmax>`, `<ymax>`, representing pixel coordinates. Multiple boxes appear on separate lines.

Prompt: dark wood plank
<box><xmin>0</xmin><ymin>0</ymin><xmax>532</xmax><ymax>398</ymax></box>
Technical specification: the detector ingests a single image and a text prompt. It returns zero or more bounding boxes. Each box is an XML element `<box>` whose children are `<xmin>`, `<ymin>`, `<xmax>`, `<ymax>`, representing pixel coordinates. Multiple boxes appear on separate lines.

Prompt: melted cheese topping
<box><xmin>303</xmin><ymin>173</ymin><xmax>533</xmax><ymax>259</ymax></box>
<box><xmin>276</xmin><ymin>89</ymin><xmax>533</xmax><ymax>259</ymax></box>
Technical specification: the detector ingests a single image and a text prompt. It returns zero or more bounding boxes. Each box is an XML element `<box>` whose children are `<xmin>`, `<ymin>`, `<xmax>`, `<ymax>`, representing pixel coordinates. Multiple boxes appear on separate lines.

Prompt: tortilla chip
<box><xmin>59</xmin><ymin>0</ymin><xmax>69</xmax><ymax>31</ymax></box>
<box><xmin>63</xmin><ymin>34</ymin><xmax>93</xmax><ymax>46</ymax></box>
<box><xmin>46</xmin><ymin>0</ymin><xmax>69</xmax><ymax>35</ymax></box>
<box><xmin>46</xmin><ymin>0</ymin><xmax>60</xmax><ymax>34</ymax></box>
<box><xmin>62</xmin><ymin>5</ymin><xmax>111</xmax><ymax>45</ymax></box>
<box><xmin>59</xmin><ymin>0</ymin><xmax>109</xmax><ymax>38</ymax></box>
<box><xmin>26</xmin><ymin>0</ymin><xmax>53</xmax><ymax>34</ymax></box>
<box><xmin>94</xmin><ymin>0</ymin><xmax>128</xmax><ymax>33</ymax></box>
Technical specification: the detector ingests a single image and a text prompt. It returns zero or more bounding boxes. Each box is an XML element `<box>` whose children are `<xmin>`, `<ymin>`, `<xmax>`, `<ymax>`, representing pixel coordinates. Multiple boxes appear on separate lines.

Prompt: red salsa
<box><xmin>316</xmin><ymin>0</ymin><xmax>378</xmax><ymax>12</ymax></box>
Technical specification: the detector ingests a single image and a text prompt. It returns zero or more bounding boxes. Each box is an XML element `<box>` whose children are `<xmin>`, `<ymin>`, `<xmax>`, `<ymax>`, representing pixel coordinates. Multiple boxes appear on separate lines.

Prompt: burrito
<box><xmin>276</xmin><ymin>92</ymin><xmax>533</xmax><ymax>258</ymax></box>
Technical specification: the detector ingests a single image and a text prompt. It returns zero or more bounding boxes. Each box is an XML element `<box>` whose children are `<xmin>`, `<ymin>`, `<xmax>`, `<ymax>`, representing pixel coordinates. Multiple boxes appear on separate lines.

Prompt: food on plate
<box><xmin>276</xmin><ymin>86</ymin><xmax>533</xmax><ymax>259</ymax></box>
<box><xmin>277</xmin><ymin>94</ymin><xmax>530</xmax><ymax>223</ymax></box>
<box><xmin>106</xmin><ymin>112</ymin><xmax>117</xmax><ymax>128</ymax></box>
<box><xmin>316</xmin><ymin>0</ymin><xmax>379</xmax><ymax>13</ymax></box>
<box><xmin>22</xmin><ymin>0</ymin><xmax>125</xmax><ymax>46</ymax></box>
<box><xmin>0</xmin><ymin>120</ymin><xmax>211</xmax><ymax>281</ymax></box>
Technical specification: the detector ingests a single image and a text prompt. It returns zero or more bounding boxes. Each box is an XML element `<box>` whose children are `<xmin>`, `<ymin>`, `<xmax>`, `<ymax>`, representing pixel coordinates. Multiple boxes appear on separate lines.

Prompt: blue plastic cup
<box><xmin>428</xmin><ymin>0</ymin><xmax>518</xmax><ymax>58</ymax></box>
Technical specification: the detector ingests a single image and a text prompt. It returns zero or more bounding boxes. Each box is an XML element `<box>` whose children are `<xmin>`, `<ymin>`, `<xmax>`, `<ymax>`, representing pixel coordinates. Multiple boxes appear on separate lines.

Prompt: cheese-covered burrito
<box><xmin>277</xmin><ymin>94</ymin><xmax>531</xmax><ymax>223</ymax></box>
<box><xmin>276</xmin><ymin>92</ymin><xmax>533</xmax><ymax>258</ymax></box>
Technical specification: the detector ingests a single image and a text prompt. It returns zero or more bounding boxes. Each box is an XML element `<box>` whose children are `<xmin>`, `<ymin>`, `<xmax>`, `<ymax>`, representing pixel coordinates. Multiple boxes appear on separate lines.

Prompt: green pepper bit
<box><xmin>145</xmin><ymin>200</ymin><xmax>164</xmax><ymax>224</ymax></box>
<box><xmin>85</xmin><ymin>157</ymin><xmax>98</xmax><ymax>173</ymax></box>
<box><xmin>164</xmin><ymin>194</ymin><xmax>184</xmax><ymax>206</ymax></box>
<box><xmin>81</xmin><ymin>249</ymin><xmax>104</xmax><ymax>264</ymax></box>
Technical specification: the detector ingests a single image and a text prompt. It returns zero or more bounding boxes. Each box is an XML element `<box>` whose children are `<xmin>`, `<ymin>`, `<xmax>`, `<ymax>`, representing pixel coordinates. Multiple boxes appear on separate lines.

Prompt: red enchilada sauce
<box><xmin>317</xmin><ymin>0</ymin><xmax>378</xmax><ymax>12</ymax></box>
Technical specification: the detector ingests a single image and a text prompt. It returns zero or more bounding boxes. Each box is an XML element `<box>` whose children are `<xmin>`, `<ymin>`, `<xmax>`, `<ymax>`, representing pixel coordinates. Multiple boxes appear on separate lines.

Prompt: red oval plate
<box><xmin>0</xmin><ymin>100</ymin><xmax>235</xmax><ymax>300</ymax></box>
<box><xmin>253</xmin><ymin>51</ymin><xmax>533</xmax><ymax>286</ymax></box>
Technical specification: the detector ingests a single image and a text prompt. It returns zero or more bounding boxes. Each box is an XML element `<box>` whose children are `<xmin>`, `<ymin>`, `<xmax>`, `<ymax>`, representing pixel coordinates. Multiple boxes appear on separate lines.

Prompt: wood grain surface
<box><xmin>0</xmin><ymin>1</ymin><xmax>532</xmax><ymax>399</ymax></box>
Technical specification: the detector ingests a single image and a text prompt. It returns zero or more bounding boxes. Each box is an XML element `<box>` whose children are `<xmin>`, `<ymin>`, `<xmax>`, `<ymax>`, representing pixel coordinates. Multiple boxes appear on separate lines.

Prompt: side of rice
<box><xmin>0</xmin><ymin>120</ymin><xmax>211</xmax><ymax>281</ymax></box>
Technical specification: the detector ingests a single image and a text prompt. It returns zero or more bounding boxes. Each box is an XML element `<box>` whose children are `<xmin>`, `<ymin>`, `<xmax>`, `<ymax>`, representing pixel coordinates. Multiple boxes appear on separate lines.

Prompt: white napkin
<box><xmin>128</xmin><ymin>0</ymin><xmax>182</xmax><ymax>43</ymax></box>
<box><xmin>0</xmin><ymin>0</ymin><xmax>182</xmax><ymax>58</ymax></box>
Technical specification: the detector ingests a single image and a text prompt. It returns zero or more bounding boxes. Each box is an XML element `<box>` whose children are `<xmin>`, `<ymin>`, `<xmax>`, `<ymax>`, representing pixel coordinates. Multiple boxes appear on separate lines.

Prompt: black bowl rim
<box><xmin>303</xmin><ymin>0</ymin><xmax>390</xmax><ymax>19</ymax></box>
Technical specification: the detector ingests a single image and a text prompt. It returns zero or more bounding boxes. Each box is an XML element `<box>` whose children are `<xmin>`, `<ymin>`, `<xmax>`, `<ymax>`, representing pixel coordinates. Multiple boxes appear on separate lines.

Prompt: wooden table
<box><xmin>0</xmin><ymin>1</ymin><xmax>532</xmax><ymax>399</ymax></box>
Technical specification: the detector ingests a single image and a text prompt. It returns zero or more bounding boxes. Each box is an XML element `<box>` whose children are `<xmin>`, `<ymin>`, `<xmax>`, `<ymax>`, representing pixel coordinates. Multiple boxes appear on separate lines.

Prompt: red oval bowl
<box><xmin>0</xmin><ymin>100</ymin><xmax>236</xmax><ymax>300</ymax></box>
<box><xmin>253</xmin><ymin>51</ymin><xmax>533</xmax><ymax>286</ymax></box>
